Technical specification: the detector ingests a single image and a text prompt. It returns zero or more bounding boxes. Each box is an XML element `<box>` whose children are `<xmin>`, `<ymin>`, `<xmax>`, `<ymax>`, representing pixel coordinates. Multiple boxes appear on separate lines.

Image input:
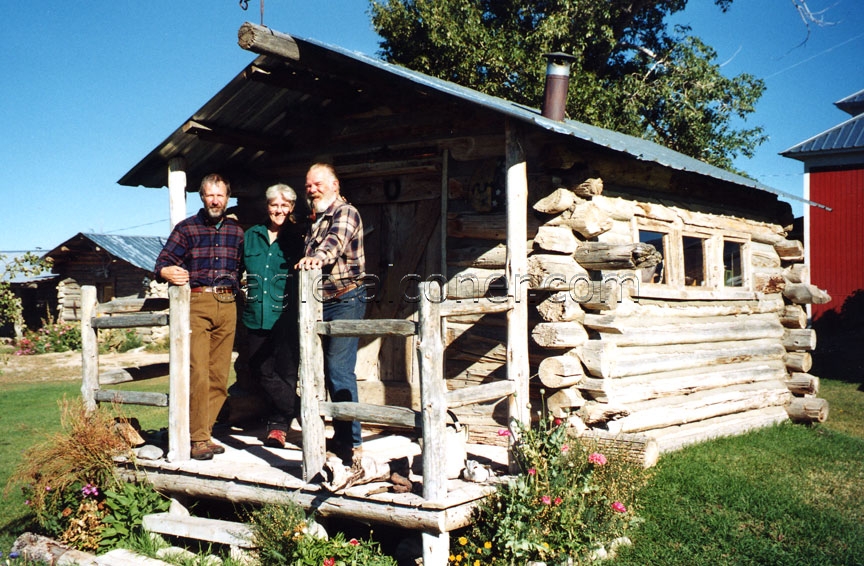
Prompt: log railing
<box><xmin>80</xmin><ymin>284</ymin><xmax>191</xmax><ymax>461</ymax></box>
<box><xmin>297</xmin><ymin>269</ymin><xmax>518</xmax><ymax>503</ymax></box>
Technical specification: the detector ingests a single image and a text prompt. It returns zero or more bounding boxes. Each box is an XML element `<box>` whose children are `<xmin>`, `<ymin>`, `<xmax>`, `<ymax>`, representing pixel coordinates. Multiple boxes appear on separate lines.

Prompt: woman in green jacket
<box><xmin>242</xmin><ymin>183</ymin><xmax>304</xmax><ymax>448</ymax></box>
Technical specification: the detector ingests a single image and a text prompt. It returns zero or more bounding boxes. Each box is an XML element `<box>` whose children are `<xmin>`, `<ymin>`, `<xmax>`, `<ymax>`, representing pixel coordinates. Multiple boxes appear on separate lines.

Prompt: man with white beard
<box><xmin>295</xmin><ymin>163</ymin><xmax>366</xmax><ymax>465</ymax></box>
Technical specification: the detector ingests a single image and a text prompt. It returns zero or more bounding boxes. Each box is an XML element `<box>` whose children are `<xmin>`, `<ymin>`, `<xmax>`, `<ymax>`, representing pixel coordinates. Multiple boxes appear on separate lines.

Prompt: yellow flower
<box><xmin>459</xmin><ymin>536</ymin><xmax>468</xmax><ymax>546</ymax></box>
<box><xmin>449</xmin><ymin>555</ymin><xmax>455</xmax><ymax>562</ymax></box>
<box><xmin>474</xmin><ymin>561</ymin><xmax>481</xmax><ymax>566</ymax></box>
<box><xmin>484</xmin><ymin>541</ymin><xmax>492</xmax><ymax>549</ymax></box>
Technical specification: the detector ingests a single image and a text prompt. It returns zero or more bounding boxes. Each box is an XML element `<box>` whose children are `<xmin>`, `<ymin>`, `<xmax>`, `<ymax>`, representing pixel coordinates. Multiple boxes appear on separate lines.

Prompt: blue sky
<box><xmin>1</xmin><ymin>1</ymin><xmax>862</xmax><ymax>253</ymax></box>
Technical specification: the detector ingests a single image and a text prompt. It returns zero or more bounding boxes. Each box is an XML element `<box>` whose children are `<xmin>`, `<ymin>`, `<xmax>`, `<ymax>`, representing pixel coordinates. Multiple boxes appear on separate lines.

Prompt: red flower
<box><xmin>349</xmin><ymin>538</ymin><xmax>360</xmax><ymax>546</ymax></box>
<box><xmin>553</xmin><ymin>417</ymin><xmax>563</xmax><ymax>426</ymax></box>
<box><xmin>323</xmin><ymin>558</ymin><xmax>335</xmax><ymax>566</ymax></box>
<box><xmin>554</xmin><ymin>497</ymin><xmax>563</xmax><ymax>505</ymax></box>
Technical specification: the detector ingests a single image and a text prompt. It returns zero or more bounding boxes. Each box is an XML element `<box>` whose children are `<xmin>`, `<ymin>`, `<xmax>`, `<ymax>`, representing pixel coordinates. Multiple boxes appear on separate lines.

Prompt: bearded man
<box><xmin>156</xmin><ymin>173</ymin><xmax>244</xmax><ymax>460</ymax></box>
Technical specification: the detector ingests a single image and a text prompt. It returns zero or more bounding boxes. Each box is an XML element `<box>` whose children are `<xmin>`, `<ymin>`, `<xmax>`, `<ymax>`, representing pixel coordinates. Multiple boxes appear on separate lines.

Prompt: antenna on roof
<box><xmin>238</xmin><ymin>0</ymin><xmax>265</xmax><ymax>26</ymax></box>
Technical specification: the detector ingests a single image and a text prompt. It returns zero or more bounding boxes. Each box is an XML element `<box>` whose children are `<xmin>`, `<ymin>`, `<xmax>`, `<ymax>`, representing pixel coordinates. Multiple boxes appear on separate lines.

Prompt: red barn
<box><xmin>782</xmin><ymin>89</ymin><xmax>864</xmax><ymax>321</ymax></box>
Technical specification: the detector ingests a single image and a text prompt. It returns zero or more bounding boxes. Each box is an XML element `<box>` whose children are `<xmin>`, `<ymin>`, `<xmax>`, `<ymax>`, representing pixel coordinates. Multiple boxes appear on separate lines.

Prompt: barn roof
<box><xmin>119</xmin><ymin>27</ymin><xmax>814</xmax><ymax>207</ymax></box>
<box><xmin>44</xmin><ymin>233</ymin><xmax>166</xmax><ymax>272</ymax></box>
<box><xmin>835</xmin><ymin>88</ymin><xmax>864</xmax><ymax>117</ymax></box>
<box><xmin>781</xmin><ymin>113</ymin><xmax>864</xmax><ymax>160</ymax></box>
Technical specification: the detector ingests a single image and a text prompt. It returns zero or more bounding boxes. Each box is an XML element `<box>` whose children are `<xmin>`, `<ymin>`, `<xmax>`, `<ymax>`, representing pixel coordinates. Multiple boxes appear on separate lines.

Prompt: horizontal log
<box><xmin>589</xmin><ymin>315</ymin><xmax>784</xmax><ymax>347</ymax></box>
<box><xmin>439</xmin><ymin>299</ymin><xmax>511</xmax><ymax>318</ymax></box>
<box><xmin>783</xmin><ymin>263</ymin><xmax>809</xmax><ymax>284</ymax></box>
<box><xmin>605</xmin><ymin>381</ymin><xmax>792</xmax><ymax>433</ymax></box>
<box><xmin>753</xmin><ymin>271</ymin><xmax>786</xmax><ymax>294</ymax></box>
<box><xmin>581</xmin><ymin>401</ymin><xmax>630</xmax><ymax>425</ymax></box>
<box><xmin>533</xmin><ymin>188</ymin><xmax>577</xmax><ymax>214</ymax></box>
<box><xmin>446</xmin><ymin>380</ymin><xmax>516</xmax><ymax>408</ymax></box>
<box><xmin>321</xmin><ymin>401</ymin><xmax>420</xmax><ymax>429</ymax></box>
<box><xmin>546</xmin><ymin>387</ymin><xmax>586</xmax><ymax>417</ymax></box>
<box><xmin>749</xmin><ymin>241</ymin><xmax>782</xmax><ymax>268</ymax></box>
<box><xmin>142</xmin><ymin>513</ymin><xmax>254</xmax><ymax>548</ymax></box>
<box><xmin>538</xmin><ymin>352</ymin><xmax>585</xmax><ymax>388</ymax></box>
<box><xmin>534</xmin><ymin>225</ymin><xmax>579</xmax><ymax>254</ymax></box>
<box><xmin>92</xmin><ymin>313</ymin><xmax>168</xmax><ymax>328</ymax></box>
<box><xmin>786</xmin><ymin>397</ymin><xmax>829</xmax><ymax>423</ymax></box>
<box><xmin>94</xmin><ymin>389</ymin><xmax>169</xmax><ymax>407</ymax></box>
<box><xmin>785</xmin><ymin>372</ymin><xmax>819</xmax><ymax>396</ymax></box>
<box><xmin>96</xmin><ymin>297</ymin><xmax>169</xmax><ymax>315</ymax></box>
<box><xmin>782</xmin><ymin>328</ymin><xmax>817</xmax><ymax>351</ymax></box>
<box><xmin>546</xmin><ymin>201</ymin><xmax>613</xmax><ymax>238</ymax></box>
<box><xmin>316</xmin><ymin>319</ymin><xmax>416</xmax><ymax>337</ymax></box>
<box><xmin>783</xmin><ymin>351</ymin><xmax>812</xmax><ymax>373</ymax></box>
<box><xmin>779</xmin><ymin>304</ymin><xmax>808</xmax><ymax>329</ymax></box>
<box><xmin>527</xmin><ymin>254</ymin><xmax>588</xmax><ymax>290</ymax></box>
<box><xmin>774</xmin><ymin>239</ymin><xmax>805</xmax><ymax>262</ymax></box>
<box><xmin>531</xmin><ymin>322</ymin><xmax>589</xmax><ymax>348</ymax></box>
<box><xmin>238</xmin><ymin>22</ymin><xmax>300</xmax><ymax>60</ymax></box>
<box><xmin>650</xmin><ymin>405</ymin><xmax>790</xmax><ymax>454</ymax></box>
<box><xmin>577</xmin><ymin>338</ymin><xmax>787</xmax><ymax>379</ymax></box>
<box><xmin>536</xmin><ymin>291</ymin><xmax>585</xmax><ymax>322</ymax></box>
<box><xmin>578</xmin><ymin>360</ymin><xmax>787</xmax><ymax>404</ymax></box>
<box><xmin>782</xmin><ymin>283</ymin><xmax>831</xmax><ymax>305</ymax></box>
<box><xmin>572</xmin><ymin>429</ymin><xmax>658</xmax><ymax>468</ymax></box>
<box><xmin>447</xmin><ymin>212</ymin><xmax>541</xmax><ymax>240</ymax></box>
<box><xmin>99</xmin><ymin>363</ymin><xmax>169</xmax><ymax>385</ymax></box>
<box><xmin>573</xmin><ymin>242</ymin><xmax>661</xmax><ymax>271</ymax></box>
<box><xmin>447</xmin><ymin>244</ymin><xmax>507</xmax><ymax>268</ymax></box>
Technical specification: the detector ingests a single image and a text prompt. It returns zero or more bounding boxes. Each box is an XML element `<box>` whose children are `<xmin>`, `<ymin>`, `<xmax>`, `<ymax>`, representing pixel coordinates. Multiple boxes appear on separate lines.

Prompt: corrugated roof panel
<box><xmin>782</xmin><ymin>113</ymin><xmax>864</xmax><ymax>158</ymax></box>
<box><xmin>82</xmin><ymin>234</ymin><xmax>166</xmax><ymax>272</ymax></box>
<box><xmin>835</xmin><ymin>88</ymin><xmax>864</xmax><ymax>116</ymax></box>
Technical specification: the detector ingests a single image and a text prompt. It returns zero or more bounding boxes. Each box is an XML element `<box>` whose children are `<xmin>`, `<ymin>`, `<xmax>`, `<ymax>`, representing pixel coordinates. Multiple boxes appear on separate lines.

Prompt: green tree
<box><xmin>369</xmin><ymin>0</ymin><xmax>766</xmax><ymax>170</ymax></box>
<box><xmin>0</xmin><ymin>252</ymin><xmax>52</xmax><ymax>340</ymax></box>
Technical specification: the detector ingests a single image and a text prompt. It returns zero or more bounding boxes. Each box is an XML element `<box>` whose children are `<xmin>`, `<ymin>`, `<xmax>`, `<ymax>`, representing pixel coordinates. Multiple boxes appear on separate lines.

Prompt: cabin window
<box><xmin>638</xmin><ymin>229</ymin><xmax>666</xmax><ymax>284</ymax></box>
<box><xmin>682</xmin><ymin>236</ymin><xmax>707</xmax><ymax>286</ymax></box>
<box><xmin>723</xmin><ymin>240</ymin><xmax>744</xmax><ymax>287</ymax></box>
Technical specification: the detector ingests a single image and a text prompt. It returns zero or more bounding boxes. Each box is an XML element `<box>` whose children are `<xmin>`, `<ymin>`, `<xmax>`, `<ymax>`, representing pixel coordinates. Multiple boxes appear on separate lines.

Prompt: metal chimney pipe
<box><xmin>541</xmin><ymin>52</ymin><xmax>577</xmax><ymax>121</ymax></box>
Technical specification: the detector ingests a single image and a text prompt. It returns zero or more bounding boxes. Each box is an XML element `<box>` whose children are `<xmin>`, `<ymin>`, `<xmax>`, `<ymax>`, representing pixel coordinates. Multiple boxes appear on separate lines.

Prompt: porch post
<box><xmin>168</xmin><ymin>157</ymin><xmax>187</xmax><ymax>229</ymax></box>
<box><xmin>505</xmin><ymin>119</ymin><xmax>530</xmax><ymax>431</ymax></box>
<box><xmin>299</xmin><ymin>269</ymin><xmax>327</xmax><ymax>482</ymax></box>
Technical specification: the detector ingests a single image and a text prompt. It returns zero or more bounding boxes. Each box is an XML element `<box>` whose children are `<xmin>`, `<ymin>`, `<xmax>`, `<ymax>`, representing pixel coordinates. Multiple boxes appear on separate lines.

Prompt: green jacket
<box><xmin>241</xmin><ymin>224</ymin><xmax>303</xmax><ymax>331</ymax></box>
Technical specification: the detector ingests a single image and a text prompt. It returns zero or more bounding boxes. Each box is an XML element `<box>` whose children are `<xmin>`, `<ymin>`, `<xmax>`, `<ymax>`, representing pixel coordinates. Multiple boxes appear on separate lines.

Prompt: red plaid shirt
<box><xmin>304</xmin><ymin>199</ymin><xmax>365</xmax><ymax>299</ymax></box>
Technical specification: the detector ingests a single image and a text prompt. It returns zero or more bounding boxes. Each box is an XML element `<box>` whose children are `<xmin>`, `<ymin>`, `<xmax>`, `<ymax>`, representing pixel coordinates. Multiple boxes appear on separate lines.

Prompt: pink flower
<box><xmin>588</xmin><ymin>452</ymin><xmax>607</xmax><ymax>466</ymax></box>
<box><xmin>554</xmin><ymin>496</ymin><xmax>563</xmax><ymax>505</ymax></box>
<box><xmin>527</xmin><ymin>468</ymin><xmax>536</xmax><ymax>476</ymax></box>
<box><xmin>497</xmin><ymin>428</ymin><xmax>511</xmax><ymax>437</ymax></box>
<box><xmin>612</xmin><ymin>501</ymin><xmax>627</xmax><ymax>513</ymax></box>
<box><xmin>541</xmin><ymin>495</ymin><xmax>552</xmax><ymax>505</ymax></box>
<box><xmin>561</xmin><ymin>444</ymin><xmax>569</xmax><ymax>453</ymax></box>
<box><xmin>349</xmin><ymin>538</ymin><xmax>360</xmax><ymax>546</ymax></box>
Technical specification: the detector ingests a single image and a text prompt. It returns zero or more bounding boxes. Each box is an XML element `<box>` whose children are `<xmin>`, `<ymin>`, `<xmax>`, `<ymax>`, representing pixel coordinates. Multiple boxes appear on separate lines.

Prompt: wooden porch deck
<box><xmin>117</xmin><ymin>424</ymin><xmax>509</xmax><ymax>534</ymax></box>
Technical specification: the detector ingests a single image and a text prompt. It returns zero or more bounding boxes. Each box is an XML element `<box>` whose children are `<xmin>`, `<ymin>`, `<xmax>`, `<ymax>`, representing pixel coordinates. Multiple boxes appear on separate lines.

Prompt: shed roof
<box><xmin>835</xmin><ymin>88</ymin><xmax>864</xmax><ymax>117</ymax></box>
<box><xmin>44</xmin><ymin>233</ymin><xmax>166</xmax><ymax>272</ymax></box>
<box><xmin>119</xmin><ymin>27</ymin><xmax>814</xmax><ymax>208</ymax></box>
<box><xmin>781</xmin><ymin>113</ymin><xmax>864</xmax><ymax>160</ymax></box>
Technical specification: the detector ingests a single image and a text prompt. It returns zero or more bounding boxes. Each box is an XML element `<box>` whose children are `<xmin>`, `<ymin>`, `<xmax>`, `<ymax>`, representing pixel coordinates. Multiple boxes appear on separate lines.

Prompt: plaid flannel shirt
<box><xmin>304</xmin><ymin>199</ymin><xmax>365</xmax><ymax>300</ymax></box>
<box><xmin>155</xmin><ymin>209</ymin><xmax>244</xmax><ymax>291</ymax></box>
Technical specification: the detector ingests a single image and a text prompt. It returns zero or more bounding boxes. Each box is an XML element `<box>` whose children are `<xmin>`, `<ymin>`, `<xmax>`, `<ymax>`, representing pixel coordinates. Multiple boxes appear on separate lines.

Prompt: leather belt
<box><xmin>191</xmin><ymin>286</ymin><xmax>234</xmax><ymax>295</ymax></box>
<box><xmin>328</xmin><ymin>281</ymin><xmax>361</xmax><ymax>300</ymax></box>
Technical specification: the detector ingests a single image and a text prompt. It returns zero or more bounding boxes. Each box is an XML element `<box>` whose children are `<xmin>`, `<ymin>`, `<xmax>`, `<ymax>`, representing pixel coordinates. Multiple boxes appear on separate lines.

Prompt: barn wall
<box><xmin>808</xmin><ymin>165</ymin><xmax>864</xmax><ymax>321</ymax></box>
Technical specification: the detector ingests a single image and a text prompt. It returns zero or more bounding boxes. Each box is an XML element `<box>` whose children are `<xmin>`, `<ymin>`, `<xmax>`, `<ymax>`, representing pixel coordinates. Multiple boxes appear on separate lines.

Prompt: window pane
<box><xmin>724</xmin><ymin>241</ymin><xmax>743</xmax><ymax>287</ymax></box>
<box><xmin>682</xmin><ymin>236</ymin><xmax>706</xmax><ymax>286</ymax></box>
<box><xmin>639</xmin><ymin>230</ymin><xmax>665</xmax><ymax>284</ymax></box>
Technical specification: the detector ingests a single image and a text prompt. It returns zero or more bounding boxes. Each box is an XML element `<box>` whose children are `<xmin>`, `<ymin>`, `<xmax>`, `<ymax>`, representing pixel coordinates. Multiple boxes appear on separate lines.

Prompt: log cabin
<box><xmin>103</xmin><ymin>23</ymin><xmax>832</xmax><ymax>563</ymax></box>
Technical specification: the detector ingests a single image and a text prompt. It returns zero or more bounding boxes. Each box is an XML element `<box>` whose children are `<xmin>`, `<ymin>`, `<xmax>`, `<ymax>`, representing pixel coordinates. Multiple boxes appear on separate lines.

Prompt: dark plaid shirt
<box><xmin>155</xmin><ymin>209</ymin><xmax>244</xmax><ymax>291</ymax></box>
<box><xmin>304</xmin><ymin>199</ymin><xmax>365</xmax><ymax>299</ymax></box>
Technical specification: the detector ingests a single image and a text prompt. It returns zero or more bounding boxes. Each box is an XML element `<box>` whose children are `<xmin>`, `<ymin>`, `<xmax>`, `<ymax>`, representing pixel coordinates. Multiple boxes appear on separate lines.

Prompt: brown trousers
<box><xmin>189</xmin><ymin>292</ymin><xmax>237</xmax><ymax>442</ymax></box>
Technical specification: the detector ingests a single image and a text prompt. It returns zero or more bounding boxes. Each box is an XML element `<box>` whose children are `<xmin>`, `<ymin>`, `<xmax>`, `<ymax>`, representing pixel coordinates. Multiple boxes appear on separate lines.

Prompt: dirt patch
<box><xmin>0</xmin><ymin>349</ymin><xmax>169</xmax><ymax>383</ymax></box>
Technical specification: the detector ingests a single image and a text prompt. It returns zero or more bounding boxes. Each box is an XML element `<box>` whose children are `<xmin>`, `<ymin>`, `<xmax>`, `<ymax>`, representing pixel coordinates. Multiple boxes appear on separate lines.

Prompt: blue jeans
<box><xmin>323</xmin><ymin>286</ymin><xmax>367</xmax><ymax>447</ymax></box>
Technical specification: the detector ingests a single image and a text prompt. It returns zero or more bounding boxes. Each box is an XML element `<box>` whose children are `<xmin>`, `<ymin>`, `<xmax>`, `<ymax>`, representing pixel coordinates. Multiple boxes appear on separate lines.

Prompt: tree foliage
<box><xmin>0</xmin><ymin>252</ymin><xmax>52</xmax><ymax>338</ymax></box>
<box><xmin>369</xmin><ymin>0</ymin><xmax>766</xmax><ymax>170</ymax></box>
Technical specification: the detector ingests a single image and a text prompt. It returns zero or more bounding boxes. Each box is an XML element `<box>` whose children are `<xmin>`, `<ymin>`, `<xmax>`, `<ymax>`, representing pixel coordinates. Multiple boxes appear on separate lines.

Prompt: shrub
<box><xmin>14</xmin><ymin>318</ymin><xmax>81</xmax><ymax>355</ymax></box>
<box><xmin>454</xmin><ymin>410</ymin><xmax>650</xmax><ymax>565</ymax></box>
<box><xmin>98</xmin><ymin>328</ymin><xmax>143</xmax><ymax>354</ymax></box>
<box><xmin>247</xmin><ymin>502</ymin><xmax>397</xmax><ymax>566</ymax></box>
<box><xmin>99</xmin><ymin>481</ymin><xmax>170</xmax><ymax>550</ymax></box>
<box><xmin>4</xmin><ymin>399</ymin><xmax>133</xmax><ymax>548</ymax></box>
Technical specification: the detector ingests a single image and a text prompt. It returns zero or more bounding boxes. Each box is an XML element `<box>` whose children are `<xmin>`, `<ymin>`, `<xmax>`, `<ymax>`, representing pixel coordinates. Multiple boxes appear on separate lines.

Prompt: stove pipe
<box><xmin>541</xmin><ymin>52</ymin><xmax>577</xmax><ymax>121</ymax></box>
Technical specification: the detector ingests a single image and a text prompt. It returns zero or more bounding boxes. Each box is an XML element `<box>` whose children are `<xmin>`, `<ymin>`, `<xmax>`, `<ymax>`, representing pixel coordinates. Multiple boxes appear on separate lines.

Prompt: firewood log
<box><xmin>538</xmin><ymin>352</ymin><xmax>585</xmax><ymax>388</ymax></box>
<box><xmin>785</xmin><ymin>372</ymin><xmax>819</xmax><ymax>396</ymax></box>
<box><xmin>545</xmin><ymin>387</ymin><xmax>586</xmax><ymax>417</ymax></box>
<box><xmin>536</xmin><ymin>291</ymin><xmax>585</xmax><ymax>322</ymax></box>
<box><xmin>774</xmin><ymin>239</ymin><xmax>805</xmax><ymax>262</ymax></box>
<box><xmin>572</xmin><ymin>177</ymin><xmax>604</xmax><ymax>197</ymax></box>
<box><xmin>779</xmin><ymin>304</ymin><xmax>808</xmax><ymax>329</ymax></box>
<box><xmin>783</xmin><ymin>351</ymin><xmax>812</xmax><ymax>373</ymax></box>
<box><xmin>782</xmin><ymin>283</ymin><xmax>831</xmax><ymax>305</ymax></box>
<box><xmin>786</xmin><ymin>397</ymin><xmax>829</xmax><ymax>423</ymax></box>
<box><xmin>533</xmin><ymin>188</ymin><xmax>577</xmax><ymax>214</ymax></box>
<box><xmin>782</xmin><ymin>328</ymin><xmax>817</xmax><ymax>351</ymax></box>
<box><xmin>546</xmin><ymin>201</ymin><xmax>613</xmax><ymax>238</ymax></box>
<box><xmin>531</xmin><ymin>322</ymin><xmax>590</xmax><ymax>348</ymax></box>
<box><xmin>534</xmin><ymin>225</ymin><xmax>580</xmax><ymax>254</ymax></box>
<box><xmin>527</xmin><ymin>254</ymin><xmax>588</xmax><ymax>290</ymax></box>
<box><xmin>573</xmin><ymin>242</ymin><xmax>661</xmax><ymax>271</ymax></box>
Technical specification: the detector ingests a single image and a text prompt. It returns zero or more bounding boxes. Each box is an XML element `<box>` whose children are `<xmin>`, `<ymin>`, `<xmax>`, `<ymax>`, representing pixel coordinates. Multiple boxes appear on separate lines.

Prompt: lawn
<box><xmin>1</xmin><ymin>343</ymin><xmax>863</xmax><ymax>564</ymax></box>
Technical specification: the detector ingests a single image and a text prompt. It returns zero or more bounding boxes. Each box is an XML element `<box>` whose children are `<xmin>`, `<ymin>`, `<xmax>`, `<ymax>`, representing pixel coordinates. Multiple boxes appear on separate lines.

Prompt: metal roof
<box><xmin>835</xmin><ymin>88</ymin><xmax>864</xmax><ymax>117</ymax></box>
<box><xmin>120</xmin><ymin>27</ymin><xmax>817</xmax><ymax>208</ymax></box>
<box><xmin>781</xmin><ymin>112</ymin><xmax>864</xmax><ymax>160</ymax></box>
<box><xmin>45</xmin><ymin>233</ymin><xmax>166</xmax><ymax>272</ymax></box>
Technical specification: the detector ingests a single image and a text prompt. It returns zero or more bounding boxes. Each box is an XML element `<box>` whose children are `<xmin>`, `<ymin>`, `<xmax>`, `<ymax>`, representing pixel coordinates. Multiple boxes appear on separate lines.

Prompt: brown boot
<box><xmin>207</xmin><ymin>439</ymin><xmax>226</xmax><ymax>454</ymax></box>
<box><xmin>191</xmin><ymin>441</ymin><xmax>214</xmax><ymax>461</ymax></box>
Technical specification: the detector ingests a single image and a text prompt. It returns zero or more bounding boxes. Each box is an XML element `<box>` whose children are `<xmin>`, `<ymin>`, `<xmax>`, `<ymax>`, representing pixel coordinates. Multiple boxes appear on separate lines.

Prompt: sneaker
<box><xmin>207</xmin><ymin>440</ymin><xmax>225</xmax><ymax>454</ymax></box>
<box><xmin>265</xmin><ymin>429</ymin><xmax>287</xmax><ymax>449</ymax></box>
<box><xmin>191</xmin><ymin>441</ymin><xmax>214</xmax><ymax>461</ymax></box>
